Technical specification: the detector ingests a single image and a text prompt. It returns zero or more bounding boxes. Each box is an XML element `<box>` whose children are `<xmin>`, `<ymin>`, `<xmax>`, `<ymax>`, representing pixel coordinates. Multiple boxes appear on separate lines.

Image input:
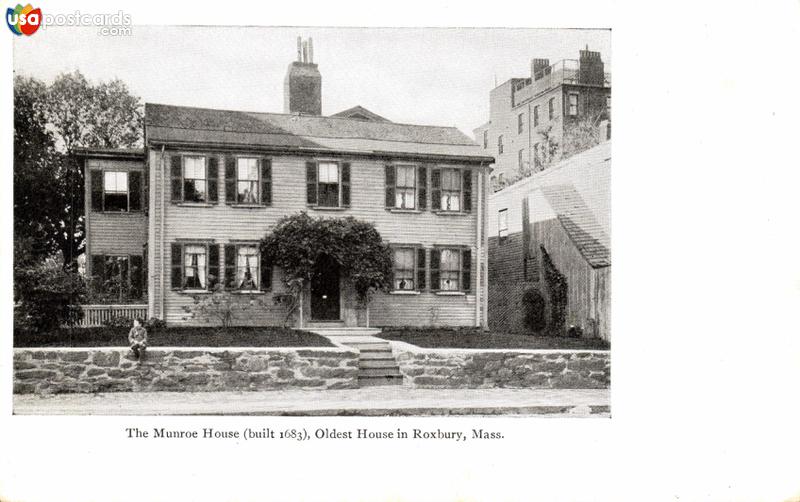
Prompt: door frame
<box><xmin>309</xmin><ymin>261</ymin><xmax>342</xmax><ymax>321</ymax></box>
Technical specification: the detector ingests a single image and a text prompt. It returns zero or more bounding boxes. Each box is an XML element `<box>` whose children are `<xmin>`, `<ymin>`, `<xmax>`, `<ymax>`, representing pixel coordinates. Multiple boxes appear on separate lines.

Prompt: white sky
<box><xmin>13</xmin><ymin>26</ymin><xmax>610</xmax><ymax>137</ymax></box>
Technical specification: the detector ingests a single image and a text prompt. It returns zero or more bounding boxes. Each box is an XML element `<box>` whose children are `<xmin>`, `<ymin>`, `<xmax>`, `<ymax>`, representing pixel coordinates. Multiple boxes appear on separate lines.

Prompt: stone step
<box><xmin>360</xmin><ymin>367</ymin><xmax>403</xmax><ymax>378</ymax></box>
<box><xmin>359</xmin><ymin>352</ymin><xmax>396</xmax><ymax>361</ymax></box>
<box><xmin>345</xmin><ymin>343</ymin><xmax>392</xmax><ymax>351</ymax></box>
<box><xmin>359</xmin><ymin>359</ymin><xmax>400</xmax><ymax>369</ymax></box>
<box><xmin>358</xmin><ymin>375</ymin><xmax>404</xmax><ymax>387</ymax></box>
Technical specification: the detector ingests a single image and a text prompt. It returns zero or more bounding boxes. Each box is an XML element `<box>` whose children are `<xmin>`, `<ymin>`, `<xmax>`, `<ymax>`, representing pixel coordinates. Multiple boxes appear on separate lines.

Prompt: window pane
<box><xmin>393</xmin><ymin>248</ymin><xmax>415</xmax><ymax>290</ymax></box>
<box><xmin>395</xmin><ymin>188</ymin><xmax>416</xmax><ymax>209</ymax></box>
<box><xmin>441</xmin><ymin>192</ymin><xmax>460</xmax><ymax>211</ymax></box>
<box><xmin>237</xmin><ymin>158</ymin><xmax>258</xmax><ymax>181</ymax></box>
<box><xmin>396</xmin><ymin>165</ymin><xmax>415</xmax><ymax>188</ymax></box>
<box><xmin>394</xmin><ymin>249</ymin><xmax>414</xmax><ymax>269</ymax></box>
<box><xmin>185</xmin><ymin>157</ymin><xmax>205</xmax><ymax>180</ymax></box>
<box><xmin>104</xmin><ymin>193</ymin><xmax>128</xmax><ymax>212</ymax></box>
<box><xmin>237</xmin><ymin>181</ymin><xmax>259</xmax><ymax>203</ymax></box>
<box><xmin>184</xmin><ymin>245</ymin><xmax>206</xmax><ymax>289</ymax></box>
<box><xmin>184</xmin><ymin>180</ymin><xmax>207</xmax><ymax>202</ymax></box>
<box><xmin>318</xmin><ymin>183</ymin><xmax>339</xmax><ymax>207</ymax></box>
<box><xmin>104</xmin><ymin>171</ymin><xmax>128</xmax><ymax>192</ymax></box>
<box><xmin>318</xmin><ymin>162</ymin><xmax>339</xmax><ymax>183</ymax></box>
<box><xmin>440</xmin><ymin>249</ymin><xmax>460</xmax><ymax>271</ymax></box>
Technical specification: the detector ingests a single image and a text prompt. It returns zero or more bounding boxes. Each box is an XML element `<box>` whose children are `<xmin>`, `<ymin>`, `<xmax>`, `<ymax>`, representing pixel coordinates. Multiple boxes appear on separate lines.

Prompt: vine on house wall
<box><xmin>540</xmin><ymin>245</ymin><xmax>568</xmax><ymax>335</ymax></box>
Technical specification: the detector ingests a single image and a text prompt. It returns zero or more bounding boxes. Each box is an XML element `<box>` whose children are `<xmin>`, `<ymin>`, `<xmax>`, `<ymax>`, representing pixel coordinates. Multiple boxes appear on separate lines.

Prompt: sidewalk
<box><xmin>13</xmin><ymin>387</ymin><xmax>609</xmax><ymax>416</ymax></box>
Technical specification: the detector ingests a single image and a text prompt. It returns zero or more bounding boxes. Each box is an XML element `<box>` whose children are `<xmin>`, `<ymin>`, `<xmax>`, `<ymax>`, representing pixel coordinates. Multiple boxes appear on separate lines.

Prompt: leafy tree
<box><xmin>562</xmin><ymin>113</ymin><xmax>603</xmax><ymax>158</ymax></box>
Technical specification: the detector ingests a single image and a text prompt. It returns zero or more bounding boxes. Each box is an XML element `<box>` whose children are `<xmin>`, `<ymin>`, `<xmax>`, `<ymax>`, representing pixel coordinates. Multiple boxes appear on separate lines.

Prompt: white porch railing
<box><xmin>77</xmin><ymin>304</ymin><xmax>148</xmax><ymax>327</ymax></box>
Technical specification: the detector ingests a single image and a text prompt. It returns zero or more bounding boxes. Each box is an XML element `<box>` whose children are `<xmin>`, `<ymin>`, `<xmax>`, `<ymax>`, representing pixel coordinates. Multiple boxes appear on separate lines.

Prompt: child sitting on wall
<box><xmin>128</xmin><ymin>318</ymin><xmax>148</xmax><ymax>361</ymax></box>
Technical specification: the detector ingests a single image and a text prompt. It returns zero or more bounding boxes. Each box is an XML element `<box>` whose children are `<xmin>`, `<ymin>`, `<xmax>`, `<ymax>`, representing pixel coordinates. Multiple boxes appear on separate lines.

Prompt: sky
<box><xmin>13</xmin><ymin>26</ymin><xmax>610</xmax><ymax>138</ymax></box>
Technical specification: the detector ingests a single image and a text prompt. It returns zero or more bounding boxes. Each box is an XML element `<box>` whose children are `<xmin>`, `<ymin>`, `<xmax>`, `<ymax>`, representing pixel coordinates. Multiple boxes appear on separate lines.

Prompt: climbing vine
<box><xmin>540</xmin><ymin>245</ymin><xmax>568</xmax><ymax>334</ymax></box>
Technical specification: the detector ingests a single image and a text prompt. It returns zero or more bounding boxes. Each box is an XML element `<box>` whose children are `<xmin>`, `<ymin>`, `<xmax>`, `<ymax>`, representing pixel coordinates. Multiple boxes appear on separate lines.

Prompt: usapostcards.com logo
<box><xmin>7</xmin><ymin>3</ymin><xmax>41</xmax><ymax>36</ymax></box>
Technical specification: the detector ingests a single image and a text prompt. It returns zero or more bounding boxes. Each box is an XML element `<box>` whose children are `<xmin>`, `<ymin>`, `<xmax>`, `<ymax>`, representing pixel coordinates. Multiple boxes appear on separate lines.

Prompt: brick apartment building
<box><xmin>474</xmin><ymin>47</ymin><xmax>611</xmax><ymax>191</ymax></box>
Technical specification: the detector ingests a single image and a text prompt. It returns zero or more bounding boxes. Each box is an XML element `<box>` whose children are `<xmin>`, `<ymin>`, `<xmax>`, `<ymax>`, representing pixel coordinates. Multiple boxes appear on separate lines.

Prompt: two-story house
<box><xmin>80</xmin><ymin>39</ymin><xmax>493</xmax><ymax>329</ymax></box>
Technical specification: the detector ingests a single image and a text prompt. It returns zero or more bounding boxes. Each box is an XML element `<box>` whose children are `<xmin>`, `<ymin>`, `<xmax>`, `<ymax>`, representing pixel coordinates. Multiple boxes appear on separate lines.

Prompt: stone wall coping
<box><xmin>14</xmin><ymin>346</ymin><xmax>357</xmax><ymax>354</ymax></box>
<box><xmin>387</xmin><ymin>340</ymin><xmax>609</xmax><ymax>356</ymax></box>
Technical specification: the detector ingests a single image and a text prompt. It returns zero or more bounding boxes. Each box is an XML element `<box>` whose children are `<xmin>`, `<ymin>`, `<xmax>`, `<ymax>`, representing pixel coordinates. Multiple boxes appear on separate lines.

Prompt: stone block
<box><xmin>551</xmin><ymin>372</ymin><xmax>607</xmax><ymax>389</ymax></box>
<box><xmin>16</xmin><ymin>369</ymin><xmax>58</xmax><ymax>380</ymax></box>
<box><xmin>567</xmin><ymin>358</ymin><xmax>606</xmax><ymax>372</ymax></box>
<box><xmin>14</xmin><ymin>351</ymin><xmax>33</xmax><ymax>362</ymax></box>
<box><xmin>91</xmin><ymin>351</ymin><xmax>121</xmax><ymax>367</ymax></box>
<box><xmin>86</xmin><ymin>368</ymin><xmax>106</xmax><ymax>377</ymax></box>
<box><xmin>13</xmin><ymin>361</ymin><xmax>37</xmax><ymax>371</ymax></box>
<box><xmin>275</xmin><ymin>368</ymin><xmax>294</xmax><ymax>380</ymax></box>
<box><xmin>13</xmin><ymin>382</ymin><xmax>37</xmax><ymax>394</ymax></box>
<box><xmin>63</xmin><ymin>365</ymin><xmax>86</xmax><ymax>378</ymax></box>
<box><xmin>61</xmin><ymin>351</ymin><xmax>90</xmax><ymax>363</ymax></box>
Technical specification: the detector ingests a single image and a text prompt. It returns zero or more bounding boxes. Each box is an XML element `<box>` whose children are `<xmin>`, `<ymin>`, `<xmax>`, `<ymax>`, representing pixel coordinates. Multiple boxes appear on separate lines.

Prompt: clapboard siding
<box><xmin>151</xmin><ymin>149</ymin><xmax>486</xmax><ymax>327</ymax></box>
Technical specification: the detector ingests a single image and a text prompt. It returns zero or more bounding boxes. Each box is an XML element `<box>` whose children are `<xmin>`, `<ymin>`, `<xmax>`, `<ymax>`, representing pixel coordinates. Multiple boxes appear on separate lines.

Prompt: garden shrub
<box><xmin>522</xmin><ymin>287</ymin><xmax>547</xmax><ymax>333</ymax></box>
<box><xmin>14</xmin><ymin>257</ymin><xmax>86</xmax><ymax>333</ymax></box>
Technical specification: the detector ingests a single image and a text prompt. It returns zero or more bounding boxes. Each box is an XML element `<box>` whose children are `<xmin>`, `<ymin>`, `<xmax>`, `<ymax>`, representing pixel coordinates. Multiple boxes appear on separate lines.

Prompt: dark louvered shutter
<box><xmin>462</xmin><ymin>170</ymin><xmax>472</xmax><ymax>212</ymax></box>
<box><xmin>208</xmin><ymin>245</ymin><xmax>220</xmax><ymax>290</ymax></box>
<box><xmin>170</xmin><ymin>243</ymin><xmax>182</xmax><ymax>289</ymax></box>
<box><xmin>130</xmin><ymin>255</ymin><xmax>143</xmax><ymax>299</ymax></box>
<box><xmin>224</xmin><ymin>244</ymin><xmax>236</xmax><ymax>289</ymax></box>
<box><xmin>416</xmin><ymin>248</ymin><xmax>426</xmax><ymax>291</ymax></box>
<box><xmin>90</xmin><ymin>169</ymin><xmax>103</xmax><ymax>211</ymax></box>
<box><xmin>385</xmin><ymin>165</ymin><xmax>395</xmax><ymax>208</ymax></box>
<box><xmin>341</xmin><ymin>162</ymin><xmax>351</xmax><ymax>207</ymax></box>
<box><xmin>225</xmin><ymin>156</ymin><xmax>236</xmax><ymax>204</ymax></box>
<box><xmin>306</xmin><ymin>161</ymin><xmax>317</xmax><ymax>205</ymax></box>
<box><xmin>129</xmin><ymin>171</ymin><xmax>142</xmax><ymax>211</ymax></box>
<box><xmin>431</xmin><ymin>168</ymin><xmax>441</xmax><ymax>210</ymax></box>
<box><xmin>417</xmin><ymin>166</ymin><xmax>428</xmax><ymax>210</ymax></box>
<box><xmin>170</xmin><ymin>155</ymin><xmax>182</xmax><ymax>202</ymax></box>
<box><xmin>207</xmin><ymin>156</ymin><xmax>219</xmax><ymax>203</ymax></box>
<box><xmin>462</xmin><ymin>248</ymin><xmax>472</xmax><ymax>293</ymax></box>
<box><xmin>430</xmin><ymin>249</ymin><xmax>441</xmax><ymax>291</ymax></box>
<box><xmin>260</xmin><ymin>252</ymin><xmax>272</xmax><ymax>291</ymax></box>
<box><xmin>91</xmin><ymin>254</ymin><xmax>105</xmax><ymax>281</ymax></box>
<box><xmin>261</xmin><ymin>158</ymin><xmax>272</xmax><ymax>206</ymax></box>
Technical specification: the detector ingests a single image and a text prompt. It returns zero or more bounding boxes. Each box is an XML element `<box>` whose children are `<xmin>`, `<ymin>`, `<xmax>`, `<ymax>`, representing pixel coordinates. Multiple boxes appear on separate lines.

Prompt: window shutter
<box><xmin>261</xmin><ymin>158</ymin><xmax>272</xmax><ymax>206</ymax></box>
<box><xmin>224</xmin><ymin>244</ymin><xmax>236</xmax><ymax>289</ymax></box>
<box><xmin>417</xmin><ymin>166</ymin><xmax>428</xmax><ymax>210</ymax></box>
<box><xmin>129</xmin><ymin>171</ymin><xmax>142</xmax><ymax>211</ymax></box>
<box><xmin>462</xmin><ymin>170</ymin><xmax>472</xmax><ymax>212</ymax></box>
<box><xmin>170</xmin><ymin>243</ymin><xmax>182</xmax><ymax>289</ymax></box>
<box><xmin>170</xmin><ymin>155</ymin><xmax>182</xmax><ymax>202</ymax></box>
<box><xmin>431</xmin><ymin>168</ymin><xmax>442</xmax><ymax>210</ymax></box>
<box><xmin>91</xmin><ymin>254</ymin><xmax>105</xmax><ymax>281</ymax></box>
<box><xmin>130</xmin><ymin>255</ymin><xmax>143</xmax><ymax>300</ymax></box>
<box><xmin>207</xmin><ymin>156</ymin><xmax>219</xmax><ymax>203</ymax></box>
<box><xmin>260</xmin><ymin>252</ymin><xmax>272</xmax><ymax>291</ymax></box>
<box><xmin>225</xmin><ymin>156</ymin><xmax>236</xmax><ymax>204</ymax></box>
<box><xmin>430</xmin><ymin>249</ymin><xmax>441</xmax><ymax>291</ymax></box>
<box><xmin>341</xmin><ymin>162</ymin><xmax>351</xmax><ymax>207</ymax></box>
<box><xmin>208</xmin><ymin>245</ymin><xmax>220</xmax><ymax>290</ymax></box>
<box><xmin>90</xmin><ymin>169</ymin><xmax>103</xmax><ymax>211</ymax></box>
<box><xmin>306</xmin><ymin>161</ymin><xmax>318</xmax><ymax>205</ymax></box>
<box><xmin>462</xmin><ymin>248</ymin><xmax>472</xmax><ymax>293</ymax></box>
<box><xmin>384</xmin><ymin>165</ymin><xmax>395</xmax><ymax>208</ymax></box>
<box><xmin>416</xmin><ymin>248</ymin><xmax>427</xmax><ymax>291</ymax></box>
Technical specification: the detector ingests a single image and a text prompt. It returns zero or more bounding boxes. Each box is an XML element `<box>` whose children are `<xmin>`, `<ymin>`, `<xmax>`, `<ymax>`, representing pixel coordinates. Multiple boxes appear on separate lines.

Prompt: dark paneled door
<box><xmin>310</xmin><ymin>256</ymin><xmax>340</xmax><ymax>320</ymax></box>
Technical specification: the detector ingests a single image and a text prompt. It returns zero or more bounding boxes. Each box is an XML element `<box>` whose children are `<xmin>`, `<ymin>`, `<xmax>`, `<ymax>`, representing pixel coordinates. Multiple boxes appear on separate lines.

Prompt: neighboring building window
<box><xmin>606</xmin><ymin>94</ymin><xmax>611</xmax><ymax>112</ymax></box>
<box><xmin>103</xmin><ymin>171</ymin><xmax>129</xmax><ymax>212</ymax></box>
<box><xmin>394</xmin><ymin>165</ymin><xmax>416</xmax><ymax>209</ymax></box>
<box><xmin>393</xmin><ymin>248</ymin><xmax>415</xmax><ymax>291</ymax></box>
<box><xmin>483</xmin><ymin>130</ymin><xmax>488</xmax><ymax>149</ymax></box>
<box><xmin>236</xmin><ymin>158</ymin><xmax>260</xmax><ymax>204</ymax></box>
<box><xmin>498</xmin><ymin>209</ymin><xmax>508</xmax><ymax>240</ymax></box>
<box><xmin>533</xmin><ymin>143</ymin><xmax>541</xmax><ymax>168</ymax></box>
<box><xmin>439</xmin><ymin>249</ymin><xmax>461</xmax><ymax>291</ymax></box>
<box><xmin>497</xmin><ymin>135</ymin><xmax>504</xmax><ymax>154</ymax></box>
<box><xmin>440</xmin><ymin>168</ymin><xmax>462</xmax><ymax>211</ymax></box>
<box><xmin>498</xmin><ymin>173</ymin><xmax>505</xmax><ymax>186</ymax></box>
<box><xmin>490</xmin><ymin>175</ymin><xmax>496</xmax><ymax>189</ymax></box>
<box><xmin>517</xmin><ymin>113</ymin><xmax>524</xmax><ymax>134</ymax></box>
<box><xmin>183</xmin><ymin>244</ymin><xmax>207</xmax><ymax>290</ymax></box>
<box><xmin>236</xmin><ymin>245</ymin><xmax>259</xmax><ymax>291</ymax></box>
<box><xmin>183</xmin><ymin>156</ymin><xmax>207</xmax><ymax>203</ymax></box>
<box><xmin>568</xmin><ymin>93</ymin><xmax>579</xmax><ymax>116</ymax></box>
<box><xmin>518</xmin><ymin>149</ymin><xmax>524</xmax><ymax>170</ymax></box>
<box><xmin>533</xmin><ymin>105</ymin><xmax>539</xmax><ymax>127</ymax></box>
<box><xmin>317</xmin><ymin>161</ymin><xmax>340</xmax><ymax>207</ymax></box>
<box><xmin>548</xmin><ymin>97</ymin><xmax>555</xmax><ymax>120</ymax></box>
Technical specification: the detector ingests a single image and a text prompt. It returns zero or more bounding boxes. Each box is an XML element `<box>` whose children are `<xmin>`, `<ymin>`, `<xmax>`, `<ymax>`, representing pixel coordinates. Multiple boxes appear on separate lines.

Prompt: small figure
<box><xmin>128</xmin><ymin>318</ymin><xmax>148</xmax><ymax>361</ymax></box>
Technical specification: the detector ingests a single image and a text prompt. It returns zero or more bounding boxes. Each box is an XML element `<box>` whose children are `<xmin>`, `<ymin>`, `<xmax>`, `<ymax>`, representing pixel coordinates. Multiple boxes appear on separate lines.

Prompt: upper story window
<box><xmin>170</xmin><ymin>154</ymin><xmax>219</xmax><ymax>204</ymax></box>
<box><xmin>498</xmin><ymin>209</ymin><xmax>509</xmax><ymax>240</ymax></box>
<box><xmin>518</xmin><ymin>149</ymin><xmax>524</xmax><ymax>170</ymax></box>
<box><xmin>440</xmin><ymin>168</ymin><xmax>461</xmax><ymax>211</ymax></box>
<box><xmin>548</xmin><ymin>97</ymin><xmax>555</xmax><ymax>120</ymax></box>
<box><xmin>517</xmin><ymin>113</ymin><xmax>524</xmax><ymax>134</ymax></box>
<box><xmin>386</xmin><ymin>164</ymin><xmax>427</xmax><ymax>210</ymax></box>
<box><xmin>183</xmin><ymin>156</ymin><xmax>208</xmax><ymax>203</ymax></box>
<box><xmin>236</xmin><ymin>158</ymin><xmax>259</xmax><ymax>204</ymax></box>
<box><xmin>483</xmin><ymin>130</ymin><xmax>488</xmax><ymax>149</ymax></box>
<box><xmin>90</xmin><ymin>168</ymin><xmax>142</xmax><ymax>212</ymax></box>
<box><xmin>306</xmin><ymin>160</ymin><xmax>351</xmax><ymax>208</ymax></box>
<box><xmin>533</xmin><ymin>142</ymin><xmax>541</xmax><ymax>169</ymax></box>
<box><xmin>568</xmin><ymin>93</ymin><xmax>579</xmax><ymax>116</ymax></box>
<box><xmin>395</xmin><ymin>165</ymin><xmax>416</xmax><ymax>209</ymax></box>
<box><xmin>606</xmin><ymin>94</ymin><xmax>611</xmax><ymax>112</ymax></box>
<box><xmin>533</xmin><ymin>105</ymin><xmax>539</xmax><ymax>127</ymax></box>
<box><xmin>224</xmin><ymin>155</ymin><xmax>271</xmax><ymax>206</ymax></box>
<box><xmin>430</xmin><ymin>167</ymin><xmax>472</xmax><ymax>213</ymax></box>
<box><xmin>497</xmin><ymin>135</ymin><xmax>504</xmax><ymax>154</ymax></box>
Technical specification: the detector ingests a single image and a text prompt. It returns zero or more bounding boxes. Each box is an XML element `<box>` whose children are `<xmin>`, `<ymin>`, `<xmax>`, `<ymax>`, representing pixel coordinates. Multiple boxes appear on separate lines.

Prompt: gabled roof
<box><xmin>145</xmin><ymin>103</ymin><xmax>491</xmax><ymax>162</ymax></box>
<box><xmin>540</xmin><ymin>184</ymin><xmax>610</xmax><ymax>268</ymax></box>
<box><xmin>330</xmin><ymin>105</ymin><xmax>390</xmax><ymax>123</ymax></box>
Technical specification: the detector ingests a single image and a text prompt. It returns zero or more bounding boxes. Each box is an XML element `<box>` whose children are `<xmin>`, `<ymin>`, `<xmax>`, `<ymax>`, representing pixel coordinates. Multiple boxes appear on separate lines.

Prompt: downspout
<box><xmin>160</xmin><ymin>144</ymin><xmax>166</xmax><ymax>320</ymax></box>
<box><xmin>475</xmin><ymin>164</ymin><xmax>483</xmax><ymax>328</ymax></box>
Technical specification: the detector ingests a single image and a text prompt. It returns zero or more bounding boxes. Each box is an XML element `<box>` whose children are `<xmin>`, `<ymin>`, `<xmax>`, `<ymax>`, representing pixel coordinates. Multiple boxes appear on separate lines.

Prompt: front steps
<box><xmin>304</xmin><ymin>327</ymin><xmax>403</xmax><ymax>387</ymax></box>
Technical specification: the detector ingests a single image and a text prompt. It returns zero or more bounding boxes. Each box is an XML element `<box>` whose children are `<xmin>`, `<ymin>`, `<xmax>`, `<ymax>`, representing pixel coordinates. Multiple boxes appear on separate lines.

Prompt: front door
<box><xmin>310</xmin><ymin>256</ymin><xmax>340</xmax><ymax>320</ymax></box>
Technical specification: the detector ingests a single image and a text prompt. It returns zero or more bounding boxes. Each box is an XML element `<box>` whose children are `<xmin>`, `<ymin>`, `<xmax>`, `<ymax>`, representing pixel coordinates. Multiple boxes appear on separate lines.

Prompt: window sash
<box><xmin>393</xmin><ymin>248</ymin><xmax>416</xmax><ymax>291</ymax></box>
<box><xmin>548</xmin><ymin>98</ymin><xmax>555</xmax><ymax>119</ymax></box>
<box><xmin>102</xmin><ymin>171</ymin><xmax>129</xmax><ymax>212</ymax></box>
<box><xmin>183</xmin><ymin>244</ymin><xmax>207</xmax><ymax>290</ymax></box>
<box><xmin>518</xmin><ymin>113</ymin><xmax>524</xmax><ymax>134</ymax></box>
<box><xmin>236</xmin><ymin>158</ymin><xmax>260</xmax><ymax>203</ymax></box>
<box><xmin>316</xmin><ymin>162</ymin><xmax>341</xmax><ymax>207</ymax></box>
<box><xmin>183</xmin><ymin>157</ymin><xmax>207</xmax><ymax>202</ymax></box>
<box><xmin>439</xmin><ymin>168</ymin><xmax>462</xmax><ymax>211</ymax></box>
<box><xmin>569</xmin><ymin>94</ymin><xmax>579</xmax><ymax>115</ymax></box>
<box><xmin>235</xmin><ymin>245</ymin><xmax>259</xmax><ymax>291</ymax></box>
<box><xmin>439</xmin><ymin>248</ymin><xmax>461</xmax><ymax>291</ymax></box>
<box><xmin>498</xmin><ymin>209</ymin><xmax>509</xmax><ymax>238</ymax></box>
<box><xmin>394</xmin><ymin>165</ymin><xmax>416</xmax><ymax>209</ymax></box>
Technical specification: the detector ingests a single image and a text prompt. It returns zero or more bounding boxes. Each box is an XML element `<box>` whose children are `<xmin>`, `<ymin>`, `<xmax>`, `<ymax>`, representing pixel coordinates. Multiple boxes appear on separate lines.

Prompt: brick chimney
<box><xmin>531</xmin><ymin>58</ymin><xmax>550</xmax><ymax>80</ymax></box>
<box><xmin>578</xmin><ymin>46</ymin><xmax>604</xmax><ymax>86</ymax></box>
<box><xmin>284</xmin><ymin>36</ymin><xmax>322</xmax><ymax>115</ymax></box>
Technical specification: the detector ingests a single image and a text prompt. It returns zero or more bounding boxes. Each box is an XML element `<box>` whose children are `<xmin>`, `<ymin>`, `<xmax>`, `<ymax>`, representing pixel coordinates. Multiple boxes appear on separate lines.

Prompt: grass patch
<box><xmin>378</xmin><ymin>327</ymin><xmax>610</xmax><ymax>350</ymax></box>
<box><xmin>14</xmin><ymin>326</ymin><xmax>334</xmax><ymax>348</ymax></box>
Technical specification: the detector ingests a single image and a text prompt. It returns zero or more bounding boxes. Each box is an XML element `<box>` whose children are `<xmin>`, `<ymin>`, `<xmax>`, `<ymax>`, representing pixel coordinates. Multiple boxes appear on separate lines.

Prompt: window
<box><xmin>440</xmin><ymin>168</ymin><xmax>461</xmax><ymax>211</ymax></box>
<box><xmin>498</xmin><ymin>173</ymin><xmax>505</xmax><ymax>185</ymax></box>
<box><xmin>439</xmin><ymin>249</ymin><xmax>461</xmax><ymax>291</ymax></box>
<box><xmin>394</xmin><ymin>165</ymin><xmax>416</xmax><ymax>209</ymax></box>
<box><xmin>533</xmin><ymin>105</ymin><xmax>539</xmax><ymax>127</ymax></box>
<box><xmin>236</xmin><ymin>158</ymin><xmax>259</xmax><ymax>204</ymax></box>
<box><xmin>606</xmin><ymin>94</ymin><xmax>611</xmax><ymax>112</ymax></box>
<box><xmin>235</xmin><ymin>245</ymin><xmax>259</xmax><ymax>291</ymax></box>
<box><xmin>498</xmin><ymin>209</ymin><xmax>508</xmax><ymax>240</ymax></box>
<box><xmin>307</xmin><ymin>161</ymin><xmax>350</xmax><ymax>208</ymax></box>
<box><xmin>533</xmin><ymin>142</ymin><xmax>541</xmax><ymax>169</ymax></box>
<box><xmin>483</xmin><ymin>130</ymin><xmax>488</xmax><ymax>149</ymax></box>
<box><xmin>103</xmin><ymin>171</ymin><xmax>128</xmax><ymax>211</ymax></box>
<box><xmin>182</xmin><ymin>245</ymin><xmax>207</xmax><ymax>290</ymax></box>
<box><xmin>393</xmin><ymin>248</ymin><xmax>415</xmax><ymax>291</ymax></box>
<box><xmin>548</xmin><ymin>97</ymin><xmax>555</xmax><ymax>120</ymax></box>
<box><xmin>518</xmin><ymin>149</ymin><xmax>524</xmax><ymax>170</ymax></box>
<box><xmin>568</xmin><ymin>93</ymin><xmax>579</xmax><ymax>116</ymax></box>
<box><xmin>498</xmin><ymin>135</ymin><xmax>504</xmax><ymax>154</ymax></box>
<box><xmin>517</xmin><ymin>113</ymin><xmax>524</xmax><ymax>134</ymax></box>
<box><xmin>183</xmin><ymin>156</ymin><xmax>207</xmax><ymax>203</ymax></box>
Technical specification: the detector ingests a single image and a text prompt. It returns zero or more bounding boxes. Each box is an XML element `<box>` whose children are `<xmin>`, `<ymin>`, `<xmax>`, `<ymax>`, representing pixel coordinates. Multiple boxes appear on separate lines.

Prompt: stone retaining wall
<box><xmin>391</xmin><ymin>342</ymin><xmax>610</xmax><ymax>389</ymax></box>
<box><xmin>13</xmin><ymin>347</ymin><xmax>359</xmax><ymax>394</ymax></box>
